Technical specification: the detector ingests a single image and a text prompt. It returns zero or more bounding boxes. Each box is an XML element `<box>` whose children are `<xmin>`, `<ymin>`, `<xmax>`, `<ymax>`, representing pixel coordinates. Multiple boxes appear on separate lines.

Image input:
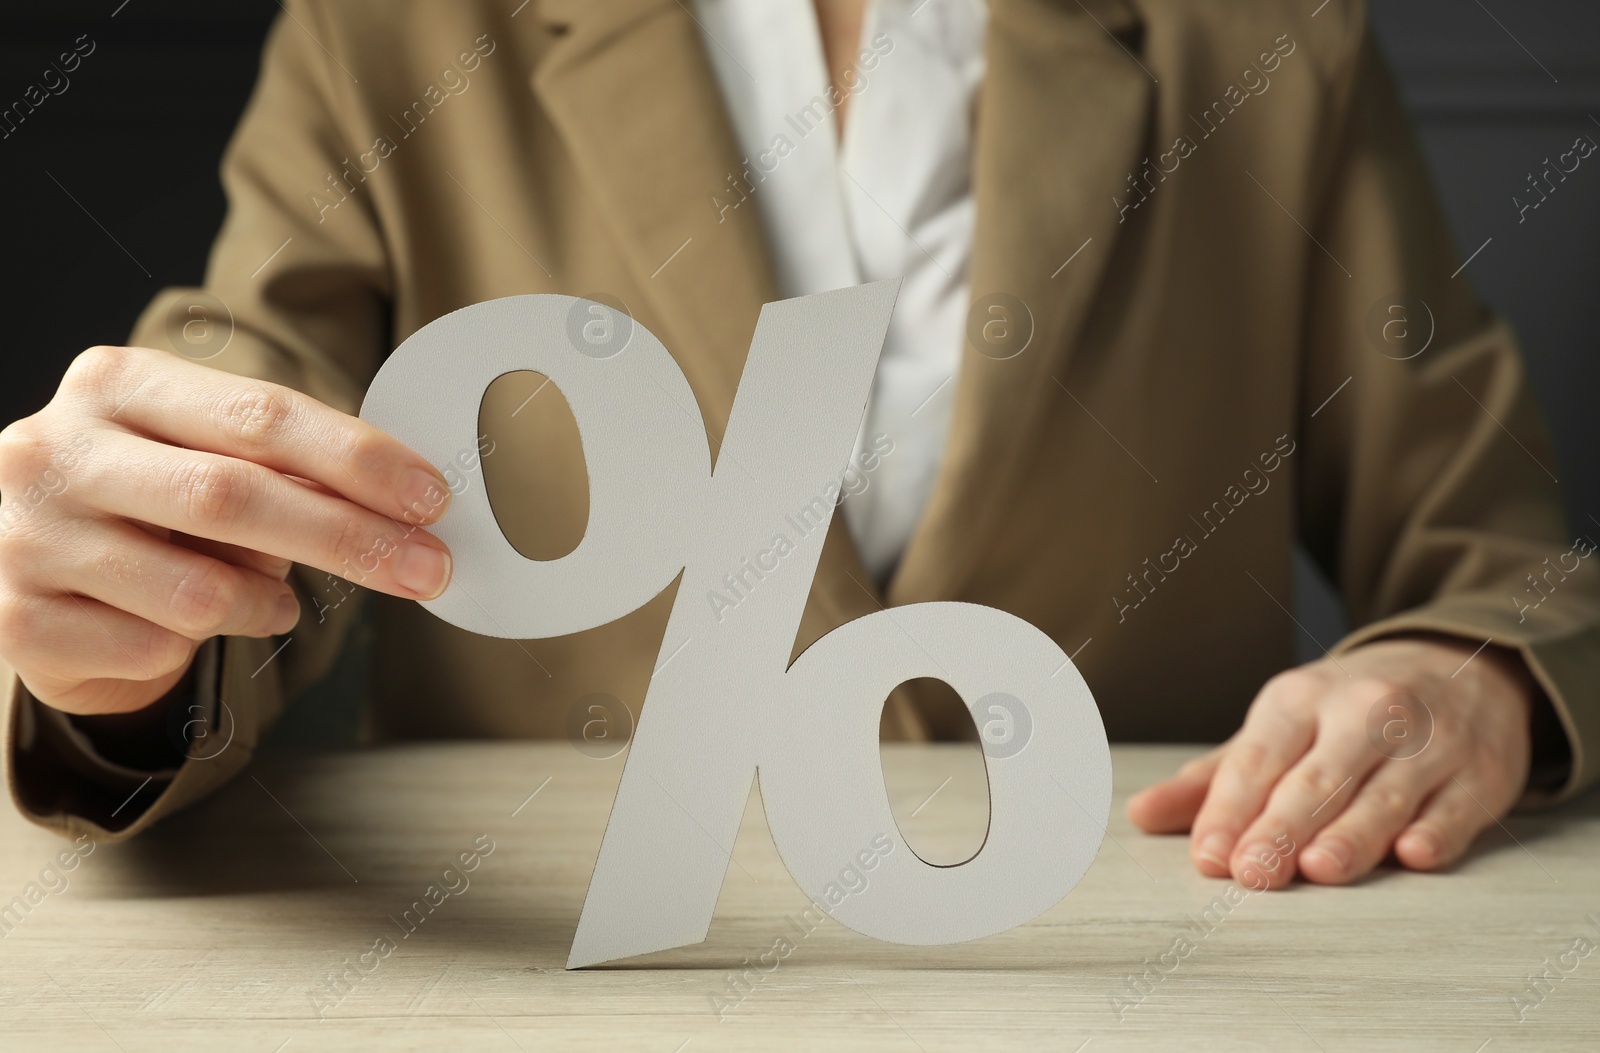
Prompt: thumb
<box><xmin>1126</xmin><ymin>741</ymin><xmax>1228</xmax><ymax>834</ymax></box>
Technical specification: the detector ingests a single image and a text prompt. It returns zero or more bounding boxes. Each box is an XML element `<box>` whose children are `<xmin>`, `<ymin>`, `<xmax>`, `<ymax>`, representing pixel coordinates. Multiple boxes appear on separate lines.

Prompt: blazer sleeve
<box><xmin>1297</xmin><ymin>26</ymin><xmax>1600</xmax><ymax>806</ymax></box>
<box><xmin>5</xmin><ymin>3</ymin><xmax>391</xmax><ymax>841</ymax></box>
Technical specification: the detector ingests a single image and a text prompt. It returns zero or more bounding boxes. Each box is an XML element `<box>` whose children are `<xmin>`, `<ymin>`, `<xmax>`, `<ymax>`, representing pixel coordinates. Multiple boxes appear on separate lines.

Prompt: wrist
<box><xmin>1367</xmin><ymin>630</ymin><xmax>1567</xmax><ymax>794</ymax></box>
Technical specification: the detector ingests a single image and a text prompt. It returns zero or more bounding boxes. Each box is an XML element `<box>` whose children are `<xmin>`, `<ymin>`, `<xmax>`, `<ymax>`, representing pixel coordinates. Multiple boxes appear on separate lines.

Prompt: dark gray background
<box><xmin>1</xmin><ymin>1</ymin><xmax>1595</xmax><ymax>731</ymax></box>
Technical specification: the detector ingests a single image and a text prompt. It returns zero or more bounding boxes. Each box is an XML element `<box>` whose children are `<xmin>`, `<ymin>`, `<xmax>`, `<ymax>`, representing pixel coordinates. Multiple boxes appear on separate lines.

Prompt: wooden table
<box><xmin>2</xmin><ymin>742</ymin><xmax>1597</xmax><ymax>1051</ymax></box>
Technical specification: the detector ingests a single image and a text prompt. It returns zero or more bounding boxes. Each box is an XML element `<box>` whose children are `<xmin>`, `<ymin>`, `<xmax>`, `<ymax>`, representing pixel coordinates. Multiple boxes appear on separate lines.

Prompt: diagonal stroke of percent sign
<box><xmin>566</xmin><ymin>281</ymin><xmax>902</xmax><ymax>967</ymax></box>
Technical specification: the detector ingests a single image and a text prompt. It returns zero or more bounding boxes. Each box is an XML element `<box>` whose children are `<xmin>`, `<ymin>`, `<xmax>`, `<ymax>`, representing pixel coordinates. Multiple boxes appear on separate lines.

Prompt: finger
<box><xmin>71</xmin><ymin>430</ymin><xmax>452</xmax><ymax>601</ymax></box>
<box><xmin>1298</xmin><ymin>757</ymin><xmax>1448</xmax><ymax>884</ymax></box>
<box><xmin>36</xmin><ymin>520</ymin><xmax>299</xmax><ymax>641</ymax></box>
<box><xmin>78</xmin><ymin>346</ymin><xmax>453</xmax><ymax>526</ymax></box>
<box><xmin>1127</xmin><ymin>744</ymin><xmax>1227</xmax><ymax>834</ymax></box>
<box><xmin>131</xmin><ymin>523</ymin><xmax>291</xmax><ymax>581</ymax></box>
<box><xmin>174</xmin><ymin>531</ymin><xmax>294</xmax><ymax>580</ymax></box>
<box><xmin>25</xmin><ymin>669</ymin><xmax>193</xmax><ymax>717</ymax></box>
<box><xmin>1227</xmin><ymin>712</ymin><xmax>1386</xmax><ymax>888</ymax></box>
<box><xmin>1189</xmin><ymin>708</ymin><xmax>1315</xmax><ymax>877</ymax></box>
<box><xmin>0</xmin><ymin>589</ymin><xmax>197</xmax><ymax>711</ymax></box>
<box><xmin>1393</xmin><ymin>773</ymin><xmax>1507</xmax><ymax>872</ymax></box>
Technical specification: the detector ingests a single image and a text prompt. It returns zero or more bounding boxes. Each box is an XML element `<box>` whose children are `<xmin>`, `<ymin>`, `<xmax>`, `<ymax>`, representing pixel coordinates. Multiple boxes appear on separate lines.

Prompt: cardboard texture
<box><xmin>360</xmin><ymin>284</ymin><xmax>1111</xmax><ymax>968</ymax></box>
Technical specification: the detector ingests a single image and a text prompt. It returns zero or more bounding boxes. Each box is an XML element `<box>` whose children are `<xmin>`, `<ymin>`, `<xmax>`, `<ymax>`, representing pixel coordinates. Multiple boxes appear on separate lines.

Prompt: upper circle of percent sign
<box><xmin>360</xmin><ymin>282</ymin><xmax>1112</xmax><ymax>968</ymax></box>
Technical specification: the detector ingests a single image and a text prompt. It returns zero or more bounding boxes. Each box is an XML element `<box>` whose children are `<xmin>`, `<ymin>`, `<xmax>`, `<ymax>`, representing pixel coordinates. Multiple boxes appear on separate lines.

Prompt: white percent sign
<box><xmin>361</xmin><ymin>282</ymin><xmax>1111</xmax><ymax>968</ymax></box>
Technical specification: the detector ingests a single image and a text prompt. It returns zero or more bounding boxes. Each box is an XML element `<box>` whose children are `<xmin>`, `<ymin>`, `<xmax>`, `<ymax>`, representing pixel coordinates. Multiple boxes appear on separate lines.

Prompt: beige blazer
<box><xmin>8</xmin><ymin>0</ymin><xmax>1599</xmax><ymax>841</ymax></box>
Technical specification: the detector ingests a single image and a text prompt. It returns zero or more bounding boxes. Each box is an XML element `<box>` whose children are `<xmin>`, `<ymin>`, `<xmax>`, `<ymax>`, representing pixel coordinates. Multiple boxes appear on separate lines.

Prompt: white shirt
<box><xmin>694</xmin><ymin>0</ymin><xmax>986</xmax><ymax>583</ymax></box>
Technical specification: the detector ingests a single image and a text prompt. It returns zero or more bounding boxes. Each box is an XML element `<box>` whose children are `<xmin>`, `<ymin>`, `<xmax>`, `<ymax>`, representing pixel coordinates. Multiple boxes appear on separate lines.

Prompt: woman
<box><xmin>1</xmin><ymin>0</ymin><xmax>1593</xmax><ymax>893</ymax></box>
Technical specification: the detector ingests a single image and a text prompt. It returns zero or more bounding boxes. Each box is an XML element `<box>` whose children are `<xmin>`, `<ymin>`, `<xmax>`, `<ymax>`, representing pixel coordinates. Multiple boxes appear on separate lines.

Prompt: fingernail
<box><xmin>394</xmin><ymin>542</ymin><xmax>451</xmax><ymax>599</ymax></box>
<box><xmin>402</xmin><ymin>468</ymin><xmax>451</xmax><ymax>522</ymax></box>
<box><xmin>1197</xmin><ymin>833</ymin><xmax>1232</xmax><ymax>868</ymax></box>
<box><xmin>1306</xmin><ymin>841</ymin><xmax>1349</xmax><ymax>873</ymax></box>
<box><xmin>272</xmin><ymin>592</ymin><xmax>300</xmax><ymax>634</ymax></box>
<box><xmin>1399</xmin><ymin>828</ymin><xmax>1441</xmax><ymax>867</ymax></box>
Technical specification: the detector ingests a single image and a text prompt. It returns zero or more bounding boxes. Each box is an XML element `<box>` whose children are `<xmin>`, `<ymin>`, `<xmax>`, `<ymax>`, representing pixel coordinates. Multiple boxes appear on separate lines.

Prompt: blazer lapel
<box><xmin>533</xmin><ymin>0</ymin><xmax>881</xmax><ymax>630</ymax></box>
<box><xmin>889</xmin><ymin>0</ymin><xmax>1154</xmax><ymax>605</ymax></box>
<box><xmin>532</xmin><ymin>0</ymin><xmax>777</xmax><ymax>425</ymax></box>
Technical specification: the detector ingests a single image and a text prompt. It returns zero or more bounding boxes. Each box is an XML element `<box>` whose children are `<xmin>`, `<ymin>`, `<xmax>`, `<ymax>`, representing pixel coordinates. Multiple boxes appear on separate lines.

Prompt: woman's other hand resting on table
<box><xmin>1128</xmin><ymin>636</ymin><xmax>1541</xmax><ymax>887</ymax></box>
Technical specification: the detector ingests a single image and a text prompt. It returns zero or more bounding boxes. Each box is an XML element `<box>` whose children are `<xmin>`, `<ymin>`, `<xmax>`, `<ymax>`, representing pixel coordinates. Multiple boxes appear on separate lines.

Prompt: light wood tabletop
<box><xmin>1</xmin><ymin>741</ymin><xmax>1597</xmax><ymax>1052</ymax></box>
